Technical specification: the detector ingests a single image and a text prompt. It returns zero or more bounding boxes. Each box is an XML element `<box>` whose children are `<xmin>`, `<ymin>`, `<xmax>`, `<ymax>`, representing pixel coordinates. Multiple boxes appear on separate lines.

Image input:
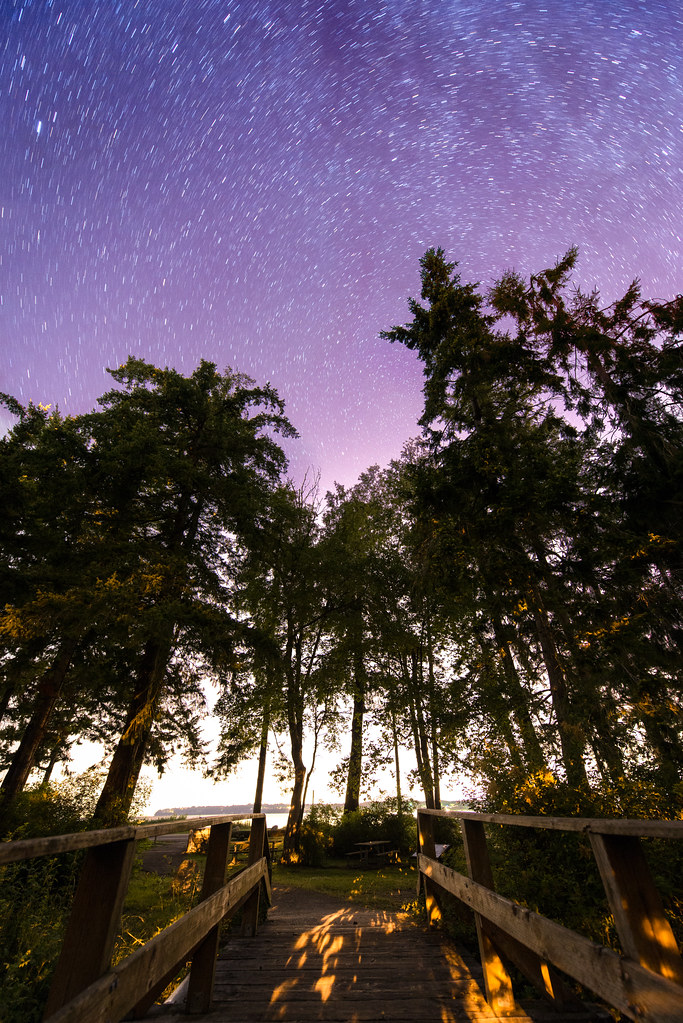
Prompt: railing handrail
<box><xmin>416</xmin><ymin>807</ymin><xmax>683</xmax><ymax>1023</ymax></box>
<box><xmin>417</xmin><ymin>807</ymin><xmax>683</xmax><ymax>839</ymax></box>
<box><xmin>0</xmin><ymin>812</ymin><xmax>266</xmax><ymax>865</ymax></box>
<box><xmin>1</xmin><ymin>811</ymin><xmax>270</xmax><ymax>1021</ymax></box>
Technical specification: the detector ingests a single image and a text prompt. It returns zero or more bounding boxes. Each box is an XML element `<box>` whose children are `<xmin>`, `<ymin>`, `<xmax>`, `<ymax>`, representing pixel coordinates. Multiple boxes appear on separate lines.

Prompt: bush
<box><xmin>331</xmin><ymin>798</ymin><xmax>416</xmax><ymax>856</ymax></box>
<box><xmin>298</xmin><ymin>804</ymin><xmax>340</xmax><ymax>866</ymax></box>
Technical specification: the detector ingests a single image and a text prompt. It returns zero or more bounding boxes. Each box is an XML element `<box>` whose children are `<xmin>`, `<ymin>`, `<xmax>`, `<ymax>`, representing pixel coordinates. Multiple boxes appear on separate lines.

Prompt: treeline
<box><xmin>1</xmin><ymin>248</ymin><xmax>682</xmax><ymax>856</ymax></box>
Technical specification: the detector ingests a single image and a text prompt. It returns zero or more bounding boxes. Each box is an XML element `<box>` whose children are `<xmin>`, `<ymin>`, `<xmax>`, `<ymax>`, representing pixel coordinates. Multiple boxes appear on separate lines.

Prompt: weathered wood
<box><xmin>129</xmin><ymin>823</ymin><xmax>240</xmax><ymax>1018</ymax></box>
<box><xmin>418</xmin><ymin>810</ymin><xmax>683</xmax><ymax>841</ymax></box>
<box><xmin>457</xmin><ymin>819</ymin><xmax>581</xmax><ymax>1010</ymax></box>
<box><xmin>485</xmin><ymin>920</ymin><xmax>584</xmax><ymax>1009</ymax></box>
<box><xmin>589</xmin><ymin>833</ymin><xmax>683</xmax><ymax>985</ymax></box>
<box><xmin>188</xmin><ymin>886</ymin><xmax>534</xmax><ymax>1023</ymax></box>
<box><xmin>419</xmin><ymin>855</ymin><xmax>683</xmax><ymax>1023</ymax></box>
<box><xmin>461</xmin><ymin>819</ymin><xmax>517</xmax><ymax>1016</ymax></box>
<box><xmin>0</xmin><ymin>813</ymin><xmax>265</xmax><ymax>866</ymax></box>
<box><xmin>184</xmin><ymin>821</ymin><xmax>233</xmax><ymax>1014</ymax></box>
<box><xmin>0</xmin><ymin>825</ymin><xmax>137</xmax><ymax>865</ymax></box>
<box><xmin>43</xmin><ymin>837</ymin><xmax>137</xmax><ymax>1018</ymax></box>
<box><xmin>417</xmin><ymin>809</ymin><xmax>442</xmax><ymax>926</ymax></box>
<box><xmin>241</xmin><ymin>816</ymin><xmax>267</xmax><ymax>937</ymax></box>
<box><xmin>43</xmin><ymin>859</ymin><xmax>267</xmax><ymax>1023</ymax></box>
<box><xmin>134</xmin><ymin>814</ymin><xmax>263</xmax><ymax>842</ymax></box>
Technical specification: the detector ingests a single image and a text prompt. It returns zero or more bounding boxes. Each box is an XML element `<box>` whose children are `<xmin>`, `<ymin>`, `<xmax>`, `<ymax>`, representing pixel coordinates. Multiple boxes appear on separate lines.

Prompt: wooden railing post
<box><xmin>43</xmin><ymin>837</ymin><xmax>136</xmax><ymax>1019</ymax></box>
<box><xmin>183</xmin><ymin>821</ymin><xmax>234</xmax><ymax>1014</ymax></box>
<box><xmin>417</xmin><ymin>810</ymin><xmax>441</xmax><ymax>926</ymax></box>
<box><xmin>460</xmin><ymin>819</ymin><xmax>516</xmax><ymax>1016</ymax></box>
<box><xmin>590</xmin><ymin>832</ymin><xmax>683</xmax><ymax>985</ymax></box>
<box><xmin>241</xmin><ymin>815</ymin><xmax>267</xmax><ymax>937</ymax></box>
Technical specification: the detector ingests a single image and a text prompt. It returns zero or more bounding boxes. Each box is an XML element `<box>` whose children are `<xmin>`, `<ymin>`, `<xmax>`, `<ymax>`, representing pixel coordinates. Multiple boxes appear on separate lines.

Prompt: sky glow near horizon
<box><xmin>2</xmin><ymin>0</ymin><xmax>682</xmax><ymax>811</ymax></box>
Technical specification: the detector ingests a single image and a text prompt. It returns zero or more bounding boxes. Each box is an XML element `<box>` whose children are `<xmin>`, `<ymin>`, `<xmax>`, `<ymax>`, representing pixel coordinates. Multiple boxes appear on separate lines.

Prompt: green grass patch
<box><xmin>113</xmin><ymin>851</ymin><xmax>205</xmax><ymax>965</ymax></box>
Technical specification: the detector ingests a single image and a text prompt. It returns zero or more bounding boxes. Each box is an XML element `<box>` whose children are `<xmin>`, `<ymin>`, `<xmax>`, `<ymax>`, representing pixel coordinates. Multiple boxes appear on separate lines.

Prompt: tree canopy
<box><xmin>2</xmin><ymin>248</ymin><xmax>682</xmax><ymax>846</ymax></box>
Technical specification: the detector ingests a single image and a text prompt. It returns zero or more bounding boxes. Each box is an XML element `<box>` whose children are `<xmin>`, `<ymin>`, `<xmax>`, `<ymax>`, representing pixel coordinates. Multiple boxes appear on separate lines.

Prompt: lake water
<box><xmin>181</xmin><ymin>811</ymin><xmax>291</xmax><ymax>829</ymax></box>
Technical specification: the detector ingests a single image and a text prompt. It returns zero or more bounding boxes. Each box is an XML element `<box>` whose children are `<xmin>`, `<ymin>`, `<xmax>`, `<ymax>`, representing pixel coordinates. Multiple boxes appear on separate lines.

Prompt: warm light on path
<box><xmin>162</xmin><ymin>886</ymin><xmax>541</xmax><ymax>1021</ymax></box>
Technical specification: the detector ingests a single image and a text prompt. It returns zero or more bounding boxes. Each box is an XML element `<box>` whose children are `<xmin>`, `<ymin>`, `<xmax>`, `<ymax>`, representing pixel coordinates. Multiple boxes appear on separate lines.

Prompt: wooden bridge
<box><xmin>1</xmin><ymin>809</ymin><xmax>682</xmax><ymax>1022</ymax></box>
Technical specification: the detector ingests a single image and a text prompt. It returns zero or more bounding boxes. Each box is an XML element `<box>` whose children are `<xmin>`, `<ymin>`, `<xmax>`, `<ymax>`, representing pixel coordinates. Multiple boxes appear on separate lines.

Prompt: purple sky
<box><xmin>2</xmin><ymin>0</ymin><xmax>682</xmax><ymax>493</ymax></box>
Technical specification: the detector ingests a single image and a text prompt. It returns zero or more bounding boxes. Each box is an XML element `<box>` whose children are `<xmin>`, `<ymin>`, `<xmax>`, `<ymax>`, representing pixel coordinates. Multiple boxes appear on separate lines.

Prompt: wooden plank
<box><xmin>417</xmin><ymin>810</ymin><xmax>442</xmax><ymax>926</ymax></box>
<box><xmin>184</xmin><ymin>821</ymin><xmax>233</xmax><ymax>1014</ymax></box>
<box><xmin>43</xmin><ymin>859</ymin><xmax>267</xmax><ymax>1023</ymax></box>
<box><xmin>419</xmin><ymin>855</ymin><xmax>683</xmax><ymax>1023</ymax></box>
<box><xmin>0</xmin><ymin>813</ymin><xmax>267</xmax><ymax>865</ymax></box>
<box><xmin>0</xmin><ymin>824</ymin><xmax>136</xmax><ymax>865</ymax></box>
<box><xmin>241</xmin><ymin>816</ymin><xmax>267</xmax><ymax>937</ymax></box>
<box><xmin>457</xmin><ymin>819</ymin><xmax>582</xmax><ymax>1009</ymax></box>
<box><xmin>194</xmin><ymin>997</ymin><xmax>521</xmax><ymax>1021</ymax></box>
<box><xmin>589</xmin><ymin>833</ymin><xmax>683</xmax><ymax>985</ymax></box>
<box><xmin>485</xmin><ymin>920</ymin><xmax>584</xmax><ymax>1009</ymax></box>
<box><xmin>418</xmin><ymin>810</ymin><xmax>683</xmax><ymax>841</ymax></box>
<box><xmin>43</xmin><ymin>837</ymin><xmax>136</xmax><ymax>1018</ymax></box>
<box><xmin>176</xmin><ymin>886</ymin><xmax>544</xmax><ymax>1023</ymax></box>
<box><xmin>134</xmin><ymin>813</ymin><xmax>265</xmax><ymax>841</ymax></box>
<box><xmin>461</xmin><ymin>819</ymin><xmax>517</xmax><ymax>1016</ymax></box>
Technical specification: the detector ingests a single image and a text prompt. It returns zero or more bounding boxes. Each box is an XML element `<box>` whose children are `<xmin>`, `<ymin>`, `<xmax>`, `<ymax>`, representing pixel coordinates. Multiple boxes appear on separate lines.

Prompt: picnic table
<box><xmin>345</xmin><ymin>839</ymin><xmax>398</xmax><ymax>868</ymax></box>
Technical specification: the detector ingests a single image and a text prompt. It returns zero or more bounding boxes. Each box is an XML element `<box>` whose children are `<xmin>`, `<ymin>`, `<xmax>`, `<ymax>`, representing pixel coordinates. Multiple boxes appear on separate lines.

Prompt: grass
<box><xmin>112</xmin><ymin>849</ymin><xmax>206</xmax><ymax>965</ymax></box>
<box><xmin>272</xmin><ymin>857</ymin><xmax>422</xmax><ymax>916</ymax></box>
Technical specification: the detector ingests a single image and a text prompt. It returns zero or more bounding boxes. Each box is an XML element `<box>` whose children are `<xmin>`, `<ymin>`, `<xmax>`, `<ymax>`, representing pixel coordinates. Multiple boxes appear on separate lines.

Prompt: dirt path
<box><xmin>140</xmin><ymin>833</ymin><xmax>190</xmax><ymax>875</ymax></box>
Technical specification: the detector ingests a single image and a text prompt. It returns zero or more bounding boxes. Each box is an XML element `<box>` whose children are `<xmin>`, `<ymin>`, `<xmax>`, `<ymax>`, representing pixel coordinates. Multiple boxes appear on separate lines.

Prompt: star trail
<box><xmin>2</xmin><ymin>0</ymin><xmax>682</xmax><ymax>490</ymax></box>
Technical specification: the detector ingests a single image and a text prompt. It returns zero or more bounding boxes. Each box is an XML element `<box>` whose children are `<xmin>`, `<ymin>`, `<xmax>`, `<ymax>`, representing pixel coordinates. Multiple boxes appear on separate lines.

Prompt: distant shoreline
<box><xmin>153</xmin><ymin>803</ymin><xmax>307</xmax><ymax>817</ymax></box>
<box><xmin>152</xmin><ymin>800</ymin><xmax>467</xmax><ymax>817</ymax></box>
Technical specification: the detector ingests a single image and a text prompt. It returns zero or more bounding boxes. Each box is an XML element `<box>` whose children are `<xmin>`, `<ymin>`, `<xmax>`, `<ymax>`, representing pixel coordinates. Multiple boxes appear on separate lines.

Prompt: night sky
<box><xmin>2</xmin><ymin>0</ymin><xmax>683</xmax><ymax>806</ymax></box>
<box><xmin>3</xmin><ymin>0</ymin><xmax>682</xmax><ymax>492</ymax></box>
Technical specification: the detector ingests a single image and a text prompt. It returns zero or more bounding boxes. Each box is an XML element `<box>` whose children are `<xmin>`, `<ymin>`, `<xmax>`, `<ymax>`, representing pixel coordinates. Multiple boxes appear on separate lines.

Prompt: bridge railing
<box><xmin>417</xmin><ymin>809</ymin><xmax>683</xmax><ymax>1023</ymax></box>
<box><xmin>0</xmin><ymin>812</ymin><xmax>271</xmax><ymax>1022</ymax></box>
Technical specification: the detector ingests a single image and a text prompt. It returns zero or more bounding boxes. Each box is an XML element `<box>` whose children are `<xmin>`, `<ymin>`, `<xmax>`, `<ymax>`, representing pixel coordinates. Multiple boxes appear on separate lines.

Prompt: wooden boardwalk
<box><xmin>154</xmin><ymin>886</ymin><xmax>595</xmax><ymax>1023</ymax></box>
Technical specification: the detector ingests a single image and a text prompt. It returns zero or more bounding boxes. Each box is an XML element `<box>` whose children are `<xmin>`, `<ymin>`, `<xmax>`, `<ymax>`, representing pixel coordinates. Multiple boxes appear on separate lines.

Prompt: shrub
<box><xmin>298</xmin><ymin>804</ymin><xmax>340</xmax><ymax>866</ymax></box>
<box><xmin>331</xmin><ymin>798</ymin><xmax>416</xmax><ymax>856</ymax></box>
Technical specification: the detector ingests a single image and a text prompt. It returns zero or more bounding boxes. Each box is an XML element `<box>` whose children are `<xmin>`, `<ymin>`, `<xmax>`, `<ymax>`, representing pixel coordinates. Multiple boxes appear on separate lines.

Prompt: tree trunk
<box><xmin>0</xmin><ymin>679</ymin><xmax>15</xmax><ymax>727</ymax></box>
<box><xmin>344</xmin><ymin>654</ymin><xmax>365</xmax><ymax>813</ymax></box>
<box><xmin>425</xmin><ymin>614</ymin><xmax>442</xmax><ymax>810</ymax></box>
<box><xmin>530</xmin><ymin>601</ymin><xmax>588</xmax><ymax>788</ymax></box>
<box><xmin>253</xmin><ymin>696</ymin><xmax>270</xmax><ymax>814</ymax></box>
<box><xmin>0</xmin><ymin>638</ymin><xmax>77</xmax><ymax>812</ymax></box>
<box><xmin>282</xmin><ymin>746</ymin><xmax>306</xmax><ymax>861</ymax></box>
<box><xmin>402</xmin><ymin>652</ymin><xmax>435</xmax><ymax>808</ymax></box>
<box><xmin>391</xmin><ymin>707</ymin><xmax>402</xmax><ymax>816</ymax></box>
<box><xmin>492</xmin><ymin>619</ymin><xmax>546</xmax><ymax>771</ymax></box>
<box><xmin>93</xmin><ymin>633</ymin><xmax>172</xmax><ymax>826</ymax></box>
<box><xmin>282</xmin><ymin>628</ymin><xmax>306</xmax><ymax>861</ymax></box>
<box><xmin>528</xmin><ymin>539</ymin><xmax>624</xmax><ymax>783</ymax></box>
<box><xmin>40</xmin><ymin>736</ymin><xmax>65</xmax><ymax>787</ymax></box>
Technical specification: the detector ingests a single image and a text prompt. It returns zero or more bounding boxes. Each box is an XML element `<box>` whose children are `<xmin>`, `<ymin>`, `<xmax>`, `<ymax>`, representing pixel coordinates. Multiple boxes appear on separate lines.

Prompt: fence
<box><xmin>0</xmin><ymin>813</ymin><xmax>271</xmax><ymax>1022</ymax></box>
<box><xmin>417</xmin><ymin>809</ymin><xmax>683</xmax><ymax>1022</ymax></box>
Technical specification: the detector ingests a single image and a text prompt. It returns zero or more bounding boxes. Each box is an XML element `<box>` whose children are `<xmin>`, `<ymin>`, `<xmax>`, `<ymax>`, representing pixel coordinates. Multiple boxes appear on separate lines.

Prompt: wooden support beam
<box><xmin>44</xmin><ymin>860</ymin><xmax>266</xmax><ymax>1023</ymax></box>
<box><xmin>417</xmin><ymin>810</ymin><xmax>442</xmax><ymax>926</ymax></box>
<box><xmin>460</xmin><ymin>819</ymin><xmax>517</xmax><ymax>1016</ymax></box>
<box><xmin>241</xmin><ymin>816</ymin><xmax>267</xmax><ymax>938</ymax></box>
<box><xmin>185</xmin><ymin>821</ymin><xmax>233</xmax><ymax>1014</ymax></box>
<box><xmin>419</xmin><ymin>855</ymin><xmax>683</xmax><ymax>1023</ymax></box>
<box><xmin>485</xmin><ymin>920</ymin><xmax>583</xmax><ymax>1009</ymax></box>
<box><xmin>590</xmin><ymin>833</ymin><xmax>683</xmax><ymax>986</ymax></box>
<box><xmin>43</xmin><ymin>837</ymin><xmax>136</xmax><ymax>1019</ymax></box>
<box><xmin>418</xmin><ymin>811</ymin><xmax>683</xmax><ymax>841</ymax></box>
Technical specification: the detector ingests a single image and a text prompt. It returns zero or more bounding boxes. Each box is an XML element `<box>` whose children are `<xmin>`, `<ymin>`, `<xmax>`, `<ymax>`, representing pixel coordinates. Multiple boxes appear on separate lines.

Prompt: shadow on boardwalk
<box><xmin>151</xmin><ymin>885</ymin><xmax>573</xmax><ymax>1022</ymax></box>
